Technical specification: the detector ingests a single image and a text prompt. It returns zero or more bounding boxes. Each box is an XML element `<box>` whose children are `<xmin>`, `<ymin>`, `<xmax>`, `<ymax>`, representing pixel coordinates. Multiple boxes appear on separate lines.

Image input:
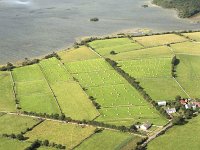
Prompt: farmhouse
<box><xmin>166</xmin><ymin>108</ymin><xmax>176</xmax><ymax>114</ymax></box>
<box><xmin>140</xmin><ymin>122</ymin><xmax>152</xmax><ymax>130</ymax></box>
<box><xmin>157</xmin><ymin>101</ymin><xmax>166</xmax><ymax>106</ymax></box>
<box><xmin>185</xmin><ymin>103</ymin><xmax>196</xmax><ymax>110</ymax></box>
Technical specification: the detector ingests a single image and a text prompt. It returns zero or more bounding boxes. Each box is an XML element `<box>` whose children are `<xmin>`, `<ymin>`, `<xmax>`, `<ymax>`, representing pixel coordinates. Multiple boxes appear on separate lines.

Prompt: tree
<box><xmin>43</xmin><ymin>140</ymin><xmax>49</xmax><ymax>146</ymax></box>
<box><xmin>172</xmin><ymin>116</ymin><xmax>185</xmax><ymax>125</ymax></box>
<box><xmin>175</xmin><ymin>95</ymin><xmax>181</xmax><ymax>101</ymax></box>
<box><xmin>110</xmin><ymin>51</ymin><xmax>117</xmax><ymax>55</ymax></box>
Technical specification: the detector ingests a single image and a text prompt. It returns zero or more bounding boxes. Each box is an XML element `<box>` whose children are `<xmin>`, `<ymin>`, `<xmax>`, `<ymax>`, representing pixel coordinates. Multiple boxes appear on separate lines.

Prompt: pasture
<box><xmin>25</xmin><ymin>121</ymin><xmax>96</xmax><ymax>149</ymax></box>
<box><xmin>88</xmin><ymin>38</ymin><xmax>143</xmax><ymax>56</ymax></box>
<box><xmin>171</xmin><ymin>41</ymin><xmax>200</xmax><ymax>55</ymax></box>
<box><xmin>0</xmin><ymin>137</ymin><xmax>30</xmax><ymax>150</ymax></box>
<box><xmin>75</xmin><ymin>130</ymin><xmax>141</xmax><ymax>150</ymax></box>
<box><xmin>39</xmin><ymin>58</ymin><xmax>72</xmax><ymax>83</ymax></box>
<box><xmin>65</xmin><ymin>58</ymin><xmax>113</xmax><ymax>74</ymax></box>
<box><xmin>147</xmin><ymin>115</ymin><xmax>200</xmax><ymax>150</ymax></box>
<box><xmin>117</xmin><ymin>58</ymin><xmax>172</xmax><ymax>78</ymax></box>
<box><xmin>96</xmin><ymin>106</ymin><xmax>168</xmax><ymax>126</ymax></box>
<box><xmin>182</xmin><ymin>32</ymin><xmax>200</xmax><ymax>41</ymax></box>
<box><xmin>13</xmin><ymin>65</ymin><xmax>60</xmax><ymax>114</ymax></box>
<box><xmin>0</xmin><ymin>114</ymin><xmax>40</xmax><ymax>135</ymax></box>
<box><xmin>87</xmin><ymin>84</ymin><xmax>147</xmax><ymax>107</ymax></box>
<box><xmin>58</xmin><ymin>46</ymin><xmax>99</xmax><ymax>63</ymax></box>
<box><xmin>50</xmin><ymin>81</ymin><xmax>100</xmax><ymax>120</ymax></box>
<box><xmin>0</xmin><ymin>72</ymin><xmax>16</xmax><ymax>112</ymax></box>
<box><xmin>73</xmin><ymin>70</ymin><xmax>125</xmax><ymax>87</ymax></box>
<box><xmin>108</xmin><ymin>46</ymin><xmax>173</xmax><ymax>61</ymax></box>
<box><xmin>176</xmin><ymin>54</ymin><xmax>200</xmax><ymax>98</ymax></box>
<box><xmin>133</xmin><ymin>34</ymin><xmax>188</xmax><ymax>47</ymax></box>
<box><xmin>139</xmin><ymin>78</ymin><xmax>188</xmax><ymax>101</ymax></box>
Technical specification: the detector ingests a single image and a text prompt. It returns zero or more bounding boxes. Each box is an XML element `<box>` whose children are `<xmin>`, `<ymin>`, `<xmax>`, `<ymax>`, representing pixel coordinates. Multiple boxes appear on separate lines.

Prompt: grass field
<box><xmin>96</xmin><ymin>106</ymin><xmax>168</xmax><ymax>126</ymax></box>
<box><xmin>171</xmin><ymin>41</ymin><xmax>200</xmax><ymax>55</ymax></box>
<box><xmin>25</xmin><ymin>121</ymin><xmax>96</xmax><ymax>149</ymax></box>
<box><xmin>89</xmin><ymin>38</ymin><xmax>143</xmax><ymax>56</ymax></box>
<box><xmin>87</xmin><ymin>84</ymin><xmax>147</xmax><ymax>107</ymax></box>
<box><xmin>182</xmin><ymin>32</ymin><xmax>200</xmax><ymax>41</ymax></box>
<box><xmin>0</xmin><ymin>137</ymin><xmax>30</xmax><ymax>150</ymax></box>
<box><xmin>75</xmin><ymin>130</ymin><xmax>142</xmax><ymax>150</ymax></box>
<box><xmin>108</xmin><ymin>46</ymin><xmax>173</xmax><ymax>61</ymax></box>
<box><xmin>0</xmin><ymin>72</ymin><xmax>16</xmax><ymax>112</ymax></box>
<box><xmin>66</xmin><ymin>58</ymin><xmax>113</xmax><ymax>74</ymax></box>
<box><xmin>13</xmin><ymin>64</ymin><xmax>60</xmax><ymax>114</ymax></box>
<box><xmin>147</xmin><ymin>116</ymin><xmax>200</xmax><ymax>150</ymax></box>
<box><xmin>73</xmin><ymin>70</ymin><xmax>125</xmax><ymax>87</ymax></box>
<box><xmin>50</xmin><ymin>81</ymin><xmax>99</xmax><ymax>120</ymax></box>
<box><xmin>58</xmin><ymin>46</ymin><xmax>99</xmax><ymax>63</ymax></box>
<box><xmin>139</xmin><ymin>78</ymin><xmax>188</xmax><ymax>101</ymax></box>
<box><xmin>176</xmin><ymin>54</ymin><xmax>200</xmax><ymax>98</ymax></box>
<box><xmin>0</xmin><ymin>114</ymin><xmax>40</xmax><ymax>135</ymax></box>
<box><xmin>117</xmin><ymin>58</ymin><xmax>172</xmax><ymax>78</ymax></box>
<box><xmin>39</xmin><ymin>58</ymin><xmax>73</xmax><ymax>84</ymax></box>
<box><xmin>133</xmin><ymin>34</ymin><xmax>188</xmax><ymax>47</ymax></box>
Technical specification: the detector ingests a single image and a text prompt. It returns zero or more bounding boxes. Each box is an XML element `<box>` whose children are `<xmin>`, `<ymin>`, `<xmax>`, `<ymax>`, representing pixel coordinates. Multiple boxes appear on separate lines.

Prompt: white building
<box><xmin>166</xmin><ymin>108</ymin><xmax>176</xmax><ymax>114</ymax></box>
<box><xmin>140</xmin><ymin>122</ymin><xmax>152</xmax><ymax>130</ymax></box>
<box><xmin>157</xmin><ymin>101</ymin><xmax>167</xmax><ymax>106</ymax></box>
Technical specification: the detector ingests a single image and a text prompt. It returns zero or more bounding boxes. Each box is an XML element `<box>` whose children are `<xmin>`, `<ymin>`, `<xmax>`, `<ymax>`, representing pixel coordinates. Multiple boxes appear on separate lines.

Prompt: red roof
<box><xmin>180</xmin><ymin>100</ymin><xmax>187</xmax><ymax>105</ymax></box>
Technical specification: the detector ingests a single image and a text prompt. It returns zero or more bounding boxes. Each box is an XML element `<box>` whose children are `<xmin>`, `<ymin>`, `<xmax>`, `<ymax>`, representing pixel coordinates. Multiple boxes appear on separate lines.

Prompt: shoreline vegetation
<box><xmin>152</xmin><ymin>0</ymin><xmax>200</xmax><ymax>18</ymax></box>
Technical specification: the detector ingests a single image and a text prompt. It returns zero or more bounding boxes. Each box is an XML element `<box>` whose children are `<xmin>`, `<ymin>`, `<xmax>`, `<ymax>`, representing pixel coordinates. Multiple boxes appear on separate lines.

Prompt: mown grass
<box><xmin>182</xmin><ymin>32</ymin><xmax>200</xmax><ymax>41</ymax></box>
<box><xmin>75</xmin><ymin>130</ymin><xmax>140</xmax><ymax>150</ymax></box>
<box><xmin>96</xmin><ymin>106</ymin><xmax>168</xmax><ymax>126</ymax></box>
<box><xmin>133</xmin><ymin>34</ymin><xmax>188</xmax><ymax>47</ymax></box>
<box><xmin>176</xmin><ymin>54</ymin><xmax>200</xmax><ymax>98</ymax></box>
<box><xmin>147</xmin><ymin>115</ymin><xmax>200</xmax><ymax>150</ymax></box>
<box><xmin>171</xmin><ymin>41</ymin><xmax>200</xmax><ymax>55</ymax></box>
<box><xmin>87</xmin><ymin>84</ymin><xmax>147</xmax><ymax>107</ymax></box>
<box><xmin>139</xmin><ymin>78</ymin><xmax>188</xmax><ymax>101</ymax></box>
<box><xmin>65</xmin><ymin>58</ymin><xmax>113</xmax><ymax>74</ymax></box>
<box><xmin>89</xmin><ymin>38</ymin><xmax>143</xmax><ymax>56</ymax></box>
<box><xmin>73</xmin><ymin>70</ymin><xmax>126</xmax><ymax>87</ymax></box>
<box><xmin>39</xmin><ymin>58</ymin><xmax>99</xmax><ymax>120</ymax></box>
<box><xmin>0</xmin><ymin>114</ymin><xmax>40</xmax><ymax>135</ymax></box>
<box><xmin>39</xmin><ymin>58</ymin><xmax>73</xmax><ymax>84</ymax></box>
<box><xmin>50</xmin><ymin>81</ymin><xmax>99</xmax><ymax>120</ymax></box>
<box><xmin>108</xmin><ymin>46</ymin><xmax>173</xmax><ymax>61</ymax></box>
<box><xmin>13</xmin><ymin>65</ymin><xmax>60</xmax><ymax>114</ymax></box>
<box><xmin>0</xmin><ymin>137</ymin><xmax>30</xmax><ymax>150</ymax></box>
<box><xmin>58</xmin><ymin>46</ymin><xmax>99</xmax><ymax>63</ymax></box>
<box><xmin>25</xmin><ymin>121</ymin><xmax>96</xmax><ymax>149</ymax></box>
<box><xmin>0</xmin><ymin>72</ymin><xmax>16</xmax><ymax>112</ymax></box>
<box><xmin>118</xmin><ymin>58</ymin><xmax>172</xmax><ymax>78</ymax></box>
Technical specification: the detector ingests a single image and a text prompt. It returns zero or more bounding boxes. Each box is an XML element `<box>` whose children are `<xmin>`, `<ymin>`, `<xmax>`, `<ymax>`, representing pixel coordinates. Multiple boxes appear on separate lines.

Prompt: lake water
<box><xmin>0</xmin><ymin>0</ymin><xmax>199</xmax><ymax>64</ymax></box>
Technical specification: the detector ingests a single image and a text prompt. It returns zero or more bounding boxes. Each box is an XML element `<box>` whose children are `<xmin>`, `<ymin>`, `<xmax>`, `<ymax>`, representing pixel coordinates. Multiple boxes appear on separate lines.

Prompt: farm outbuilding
<box><xmin>157</xmin><ymin>101</ymin><xmax>167</xmax><ymax>106</ymax></box>
<box><xmin>140</xmin><ymin>122</ymin><xmax>152</xmax><ymax>130</ymax></box>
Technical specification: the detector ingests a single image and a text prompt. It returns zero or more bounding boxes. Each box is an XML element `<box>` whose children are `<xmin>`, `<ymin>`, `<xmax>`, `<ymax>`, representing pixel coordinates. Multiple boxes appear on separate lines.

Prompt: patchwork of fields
<box><xmin>1</xmin><ymin>32</ymin><xmax>200</xmax><ymax>150</ymax></box>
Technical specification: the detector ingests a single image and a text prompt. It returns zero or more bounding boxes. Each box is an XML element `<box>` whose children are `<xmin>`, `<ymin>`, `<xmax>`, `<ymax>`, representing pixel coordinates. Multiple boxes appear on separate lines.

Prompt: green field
<box><xmin>108</xmin><ymin>46</ymin><xmax>173</xmax><ymax>61</ymax></box>
<box><xmin>39</xmin><ymin>58</ymin><xmax>99</xmax><ymax>120</ymax></box>
<box><xmin>13</xmin><ymin>64</ymin><xmax>60</xmax><ymax>114</ymax></box>
<box><xmin>0</xmin><ymin>137</ymin><xmax>30</xmax><ymax>150</ymax></box>
<box><xmin>0</xmin><ymin>114</ymin><xmax>40</xmax><ymax>135</ymax></box>
<box><xmin>147</xmin><ymin>116</ymin><xmax>200</xmax><ymax>150</ymax></box>
<box><xmin>133</xmin><ymin>34</ymin><xmax>188</xmax><ymax>47</ymax></box>
<box><xmin>66</xmin><ymin>58</ymin><xmax>113</xmax><ymax>74</ymax></box>
<box><xmin>176</xmin><ymin>54</ymin><xmax>200</xmax><ymax>98</ymax></box>
<box><xmin>118</xmin><ymin>58</ymin><xmax>172</xmax><ymax>78</ymax></box>
<box><xmin>58</xmin><ymin>46</ymin><xmax>99</xmax><ymax>63</ymax></box>
<box><xmin>75</xmin><ymin>130</ymin><xmax>142</xmax><ymax>150</ymax></box>
<box><xmin>0</xmin><ymin>72</ymin><xmax>16</xmax><ymax>112</ymax></box>
<box><xmin>50</xmin><ymin>81</ymin><xmax>99</xmax><ymax>120</ymax></box>
<box><xmin>171</xmin><ymin>41</ymin><xmax>200</xmax><ymax>55</ymax></box>
<box><xmin>182</xmin><ymin>32</ymin><xmax>200</xmax><ymax>41</ymax></box>
<box><xmin>139</xmin><ymin>78</ymin><xmax>187</xmax><ymax>101</ymax></box>
<box><xmin>89</xmin><ymin>38</ymin><xmax>143</xmax><ymax>56</ymax></box>
<box><xmin>73</xmin><ymin>70</ymin><xmax>125</xmax><ymax>87</ymax></box>
<box><xmin>96</xmin><ymin>106</ymin><xmax>168</xmax><ymax>126</ymax></box>
<box><xmin>25</xmin><ymin>121</ymin><xmax>96</xmax><ymax>149</ymax></box>
<box><xmin>39</xmin><ymin>58</ymin><xmax>73</xmax><ymax>83</ymax></box>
